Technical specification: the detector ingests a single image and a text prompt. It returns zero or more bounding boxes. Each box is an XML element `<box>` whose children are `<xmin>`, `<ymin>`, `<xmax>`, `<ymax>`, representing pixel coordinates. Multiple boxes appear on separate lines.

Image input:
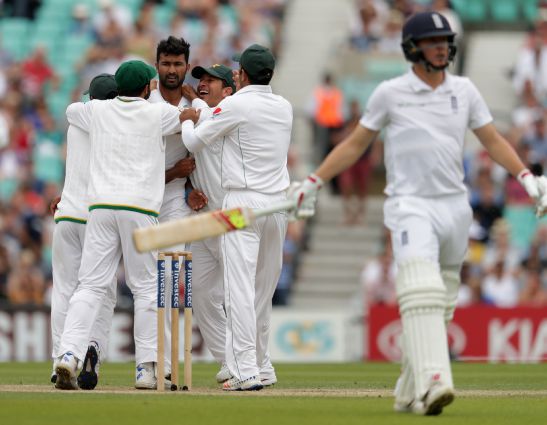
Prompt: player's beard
<box><xmin>160</xmin><ymin>73</ymin><xmax>185</xmax><ymax>90</ymax></box>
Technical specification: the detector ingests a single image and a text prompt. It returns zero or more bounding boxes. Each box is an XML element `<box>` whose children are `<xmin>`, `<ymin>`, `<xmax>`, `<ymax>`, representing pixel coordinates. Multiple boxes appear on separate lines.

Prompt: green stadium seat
<box><xmin>451</xmin><ymin>0</ymin><xmax>488</xmax><ymax>21</ymax></box>
<box><xmin>503</xmin><ymin>206</ymin><xmax>544</xmax><ymax>251</ymax></box>
<box><xmin>364</xmin><ymin>58</ymin><xmax>408</xmax><ymax>80</ymax></box>
<box><xmin>154</xmin><ymin>5</ymin><xmax>175</xmax><ymax>27</ymax></box>
<box><xmin>0</xmin><ymin>18</ymin><xmax>30</xmax><ymax>60</ymax></box>
<box><xmin>340</xmin><ymin>78</ymin><xmax>379</xmax><ymax>108</ymax></box>
<box><xmin>491</xmin><ymin>0</ymin><xmax>520</xmax><ymax>22</ymax></box>
<box><xmin>0</xmin><ymin>178</ymin><xmax>18</xmax><ymax>202</ymax></box>
<box><xmin>523</xmin><ymin>0</ymin><xmax>539</xmax><ymax>21</ymax></box>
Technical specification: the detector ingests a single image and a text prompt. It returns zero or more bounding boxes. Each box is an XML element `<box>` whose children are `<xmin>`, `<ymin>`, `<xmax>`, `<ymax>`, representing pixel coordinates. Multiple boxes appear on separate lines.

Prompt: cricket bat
<box><xmin>133</xmin><ymin>199</ymin><xmax>296</xmax><ymax>252</ymax></box>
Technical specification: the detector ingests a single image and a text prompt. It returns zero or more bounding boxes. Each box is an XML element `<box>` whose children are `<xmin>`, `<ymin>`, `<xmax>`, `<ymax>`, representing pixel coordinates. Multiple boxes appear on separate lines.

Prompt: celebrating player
<box><xmin>290</xmin><ymin>12</ymin><xmax>547</xmax><ymax>415</ymax></box>
<box><xmin>149</xmin><ymin>36</ymin><xmax>195</xmax><ymax>383</ymax></box>
<box><xmin>50</xmin><ymin>74</ymin><xmax>118</xmax><ymax>390</ymax></box>
<box><xmin>180</xmin><ymin>44</ymin><xmax>292</xmax><ymax>390</ymax></box>
<box><xmin>54</xmin><ymin>60</ymin><xmax>196</xmax><ymax>390</ymax></box>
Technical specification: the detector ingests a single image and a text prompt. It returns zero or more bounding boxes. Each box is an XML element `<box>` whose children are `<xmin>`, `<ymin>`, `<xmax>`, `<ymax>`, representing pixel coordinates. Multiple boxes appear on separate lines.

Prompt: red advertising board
<box><xmin>368</xmin><ymin>305</ymin><xmax>547</xmax><ymax>362</ymax></box>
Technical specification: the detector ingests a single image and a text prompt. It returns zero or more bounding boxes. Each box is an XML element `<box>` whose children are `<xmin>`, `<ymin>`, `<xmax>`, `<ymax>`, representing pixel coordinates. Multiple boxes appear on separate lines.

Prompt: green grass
<box><xmin>1</xmin><ymin>362</ymin><xmax>546</xmax><ymax>425</ymax></box>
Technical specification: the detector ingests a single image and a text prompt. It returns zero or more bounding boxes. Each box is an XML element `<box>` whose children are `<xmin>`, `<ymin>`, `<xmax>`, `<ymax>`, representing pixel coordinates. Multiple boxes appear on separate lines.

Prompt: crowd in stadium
<box><xmin>0</xmin><ymin>0</ymin><xmax>545</xmax><ymax>309</ymax></box>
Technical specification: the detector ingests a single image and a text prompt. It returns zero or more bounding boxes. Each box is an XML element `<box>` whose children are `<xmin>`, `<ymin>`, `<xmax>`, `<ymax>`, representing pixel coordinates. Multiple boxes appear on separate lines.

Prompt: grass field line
<box><xmin>2</xmin><ymin>385</ymin><xmax>547</xmax><ymax>398</ymax></box>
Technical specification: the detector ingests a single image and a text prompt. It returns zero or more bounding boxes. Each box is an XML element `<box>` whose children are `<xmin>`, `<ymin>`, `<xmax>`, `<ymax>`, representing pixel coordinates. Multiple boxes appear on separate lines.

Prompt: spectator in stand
<box><xmin>512</xmin><ymin>14</ymin><xmax>547</xmax><ymax>103</ymax></box>
<box><xmin>334</xmin><ymin>99</ymin><xmax>375</xmax><ymax>225</ymax></box>
<box><xmin>349</xmin><ymin>0</ymin><xmax>386</xmax><ymax>51</ymax></box>
<box><xmin>481</xmin><ymin>259</ymin><xmax>520</xmax><ymax>307</ymax></box>
<box><xmin>21</xmin><ymin>47</ymin><xmax>59</xmax><ymax>99</ymax></box>
<box><xmin>69</xmin><ymin>4</ymin><xmax>94</xmax><ymax>37</ymax></box>
<box><xmin>360</xmin><ymin>229</ymin><xmax>397</xmax><ymax>306</ymax></box>
<box><xmin>482</xmin><ymin>219</ymin><xmax>521</xmax><ymax>274</ymax></box>
<box><xmin>307</xmin><ymin>74</ymin><xmax>347</xmax><ymax>167</ymax></box>
<box><xmin>7</xmin><ymin>249</ymin><xmax>45</xmax><ymax>305</ymax></box>
<box><xmin>471</xmin><ymin>178</ymin><xmax>504</xmax><ymax>240</ymax></box>
<box><xmin>519</xmin><ymin>224</ymin><xmax>547</xmax><ymax>306</ymax></box>
<box><xmin>93</xmin><ymin>0</ymin><xmax>133</xmax><ymax>34</ymax></box>
<box><xmin>377</xmin><ymin>10</ymin><xmax>404</xmax><ymax>54</ymax></box>
<box><xmin>0</xmin><ymin>244</ymin><xmax>10</xmax><ymax>300</ymax></box>
<box><xmin>521</xmin><ymin>114</ymin><xmax>547</xmax><ymax>167</ymax></box>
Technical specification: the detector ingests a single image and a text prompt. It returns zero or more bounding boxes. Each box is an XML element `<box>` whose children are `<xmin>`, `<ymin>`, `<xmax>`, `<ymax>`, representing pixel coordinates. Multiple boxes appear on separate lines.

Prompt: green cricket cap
<box><xmin>191</xmin><ymin>64</ymin><xmax>236</xmax><ymax>92</ymax></box>
<box><xmin>232</xmin><ymin>44</ymin><xmax>275</xmax><ymax>80</ymax></box>
<box><xmin>83</xmin><ymin>73</ymin><xmax>118</xmax><ymax>100</ymax></box>
<box><xmin>115</xmin><ymin>60</ymin><xmax>157</xmax><ymax>93</ymax></box>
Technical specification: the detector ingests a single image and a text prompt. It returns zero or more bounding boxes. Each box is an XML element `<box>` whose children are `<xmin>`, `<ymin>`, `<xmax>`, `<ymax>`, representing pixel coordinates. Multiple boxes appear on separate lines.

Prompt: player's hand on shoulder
<box><xmin>174</xmin><ymin>157</ymin><xmax>196</xmax><ymax>178</ymax></box>
<box><xmin>49</xmin><ymin>196</ymin><xmax>61</xmax><ymax>216</ymax></box>
<box><xmin>187</xmin><ymin>189</ymin><xmax>208</xmax><ymax>211</ymax></box>
<box><xmin>287</xmin><ymin>174</ymin><xmax>324</xmax><ymax>219</ymax></box>
<box><xmin>179</xmin><ymin>107</ymin><xmax>200</xmax><ymax>123</ymax></box>
<box><xmin>181</xmin><ymin>84</ymin><xmax>198</xmax><ymax>101</ymax></box>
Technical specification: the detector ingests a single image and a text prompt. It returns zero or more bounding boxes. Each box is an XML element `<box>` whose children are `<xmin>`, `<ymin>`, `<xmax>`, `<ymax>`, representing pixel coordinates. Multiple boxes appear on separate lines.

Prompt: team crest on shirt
<box><xmin>213</xmin><ymin>107</ymin><xmax>222</xmax><ymax>115</ymax></box>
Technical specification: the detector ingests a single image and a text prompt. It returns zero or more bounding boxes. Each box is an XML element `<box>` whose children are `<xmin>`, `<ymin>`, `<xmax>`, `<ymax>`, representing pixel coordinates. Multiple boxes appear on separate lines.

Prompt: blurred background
<box><xmin>0</xmin><ymin>0</ymin><xmax>545</xmax><ymax>364</ymax></box>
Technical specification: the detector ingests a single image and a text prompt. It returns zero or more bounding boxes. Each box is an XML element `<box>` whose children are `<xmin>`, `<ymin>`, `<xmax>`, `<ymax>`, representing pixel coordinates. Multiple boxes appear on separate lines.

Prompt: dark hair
<box><xmin>104</xmin><ymin>90</ymin><xmax>118</xmax><ymax>100</ymax></box>
<box><xmin>245</xmin><ymin>68</ymin><xmax>273</xmax><ymax>85</ymax></box>
<box><xmin>156</xmin><ymin>36</ymin><xmax>191</xmax><ymax>63</ymax></box>
<box><xmin>118</xmin><ymin>84</ymin><xmax>148</xmax><ymax>97</ymax></box>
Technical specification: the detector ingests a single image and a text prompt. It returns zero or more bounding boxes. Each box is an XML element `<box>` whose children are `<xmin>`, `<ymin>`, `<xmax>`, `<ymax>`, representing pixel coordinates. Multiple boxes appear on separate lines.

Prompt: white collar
<box><xmin>406</xmin><ymin>69</ymin><xmax>453</xmax><ymax>94</ymax></box>
<box><xmin>235</xmin><ymin>85</ymin><xmax>273</xmax><ymax>96</ymax></box>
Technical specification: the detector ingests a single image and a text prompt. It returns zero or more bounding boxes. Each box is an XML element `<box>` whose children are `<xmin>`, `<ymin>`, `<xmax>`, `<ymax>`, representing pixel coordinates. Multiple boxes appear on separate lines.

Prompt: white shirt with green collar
<box><xmin>66</xmin><ymin>96</ymin><xmax>181</xmax><ymax>216</ymax></box>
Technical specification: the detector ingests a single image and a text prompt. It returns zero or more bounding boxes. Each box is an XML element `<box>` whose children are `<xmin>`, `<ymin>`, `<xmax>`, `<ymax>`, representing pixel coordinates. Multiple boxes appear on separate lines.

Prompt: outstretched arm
<box><xmin>474</xmin><ymin>123</ymin><xmax>546</xmax><ymax>216</ymax></box>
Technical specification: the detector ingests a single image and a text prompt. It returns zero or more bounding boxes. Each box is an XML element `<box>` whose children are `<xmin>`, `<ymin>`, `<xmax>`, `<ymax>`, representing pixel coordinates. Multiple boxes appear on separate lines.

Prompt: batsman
<box><xmin>290</xmin><ymin>12</ymin><xmax>547</xmax><ymax>416</ymax></box>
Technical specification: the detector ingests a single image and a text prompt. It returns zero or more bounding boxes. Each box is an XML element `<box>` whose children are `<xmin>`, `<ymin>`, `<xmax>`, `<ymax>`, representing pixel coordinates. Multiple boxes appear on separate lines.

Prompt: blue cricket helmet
<box><xmin>401</xmin><ymin>12</ymin><xmax>457</xmax><ymax>65</ymax></box>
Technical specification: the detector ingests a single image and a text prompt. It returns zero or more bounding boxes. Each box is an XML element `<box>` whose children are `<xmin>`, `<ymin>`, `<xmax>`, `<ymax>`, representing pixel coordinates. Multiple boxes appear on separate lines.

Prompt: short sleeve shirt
<box><xmin>360</xmin><ymin>71</ymin><xmax>493</xmax><ymax>197</ymax></box>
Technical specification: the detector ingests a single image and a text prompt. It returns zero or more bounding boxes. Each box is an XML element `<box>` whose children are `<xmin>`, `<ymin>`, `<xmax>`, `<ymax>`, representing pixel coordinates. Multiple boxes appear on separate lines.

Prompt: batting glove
<box><xmin>288</xmin><ymin>174</ymin><xmax>324</xmax><ymax>219</ymax></box>
<box><xmin>517</xmin><ymin>169</ymin><xmax>547</xmax><ymax>217</ymax></box>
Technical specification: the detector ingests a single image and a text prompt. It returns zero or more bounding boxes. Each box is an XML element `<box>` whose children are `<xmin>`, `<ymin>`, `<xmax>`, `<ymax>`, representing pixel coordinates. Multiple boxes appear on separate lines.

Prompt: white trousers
<box><xmin>59</xmin><ymin>209</ymin><xmax>158</xmax><ymax>365</ymax></box>
<box><xmin>191</xmin><ymin>236</ymin><xmax>225</xmax><ymax>363</ymax></box>
<box><xmin>384</xmin><ymin>194</ymin><xmax>472</xmax><ymax>400</ymax></box>
<box><xmin>221</xmin><ymin>190</ymin><xmax>288</xmax><ymax>381</ymax></box>
<box><xmin>50</xmin><ymin>221</ymin><xmax>116</xmax><ymax>361</ymax></box>
<box><xmin>383</xmin><ymin>194</ymin><xmax>472</xmax><ymax>268</ymax></box>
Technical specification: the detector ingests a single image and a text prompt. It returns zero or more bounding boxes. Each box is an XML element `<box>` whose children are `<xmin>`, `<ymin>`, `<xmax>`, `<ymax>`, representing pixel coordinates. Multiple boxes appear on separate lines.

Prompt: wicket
<box><xmin>157</xmin><ymin>251</ymin><xmax>192</xmax><ymax>392</ymax></box>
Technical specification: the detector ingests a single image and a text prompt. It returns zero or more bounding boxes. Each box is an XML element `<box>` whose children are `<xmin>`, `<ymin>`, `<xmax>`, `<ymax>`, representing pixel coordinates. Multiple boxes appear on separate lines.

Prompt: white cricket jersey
<box><xmin>65</xmin><ymin>97</ymin><xmax>182</xmax><ymax>216</ymax></box>
<box><xmin>148</xmin><ymin>89</ymin><xmax>190</xmax><ymax>210</ymax></box>
<box><xmin>192</xmin><ymin>85</ymin><xmax>292</xmax><ymax>194</ymax></box>
<box><xmin>54</xmin><ymin>124</ymin><xmax>90</xmax><ymax>223</ymax></box>
<box><xmin>189</xmin><ymin>98</ymin><xmax>226</xmax><ymax>211</ymax></box>
<box><xmin>360</xmin><ymin>70</ymin><xmax>493</xmax><ymax>197</ymax></box>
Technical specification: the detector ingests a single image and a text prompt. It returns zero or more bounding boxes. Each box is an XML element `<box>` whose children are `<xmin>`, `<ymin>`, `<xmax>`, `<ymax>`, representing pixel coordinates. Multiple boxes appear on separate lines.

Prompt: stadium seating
<box><xmin>0</xmin><ymin>18</ymin><xmax>30</xmax><ymax>61</ymax></box>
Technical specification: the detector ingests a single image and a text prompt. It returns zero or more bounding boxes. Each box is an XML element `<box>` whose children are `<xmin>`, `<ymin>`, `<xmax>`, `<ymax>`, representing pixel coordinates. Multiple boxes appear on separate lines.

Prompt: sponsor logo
<box><xmin>276</xmin><ymin>321</ymin><xmax>334</xmax><ymax>355</ymax></box>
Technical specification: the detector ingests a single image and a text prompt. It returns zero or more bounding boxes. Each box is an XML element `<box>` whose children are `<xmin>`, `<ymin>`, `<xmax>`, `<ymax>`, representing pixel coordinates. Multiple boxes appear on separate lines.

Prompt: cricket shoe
<box><xmin>222</xmin><ymin>376</ymin><xmax>263</xmax><ymax>391</ymax></box>
<box><xmin>55</xmin><ymin>352</ymin><xmax>82</xmax><ymax>390</ymax></box>
<box><xmin>413</xmin><ymin>382</ymin><xmax>455</xmax><ymax>416</ymax></box>
<box><xmin>215</xmin><ymin>363</ymin><xmax>232</xmax><ymax>383</ymax></box>
<box><xmin>260</xmin><ymin>374</ymin><xmax>277</xmax><ymax>387</ymax></box>
<box><xmin>135</xmin><ymin>362</ymin><xmax>172</xmax><ymax>390</ymax></box>
<box><xmin>77</xmin><ymin>342</ymin><xmax>100</xmax><ymax>390</ymax></box>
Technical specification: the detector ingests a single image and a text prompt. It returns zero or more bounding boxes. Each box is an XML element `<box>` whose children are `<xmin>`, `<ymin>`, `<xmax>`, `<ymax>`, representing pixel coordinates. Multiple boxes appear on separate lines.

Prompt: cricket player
<box><xmin>149</xmin><ymin>36</ymin><xmax>195</xmax><ymax>380</ymax></box>
<box><xmin>50</xmin><ymin>74</ymin><xmax>118</xmax><ymax>390</ymax></box>
<box><xmin>291</xmin><ymin>12</ymin><xmax>547</xmax><ymax>415</ymax></box>
<box><xmin>55</xmin><ymin>60</ymin><xmax>196</xmax><ymax>390</ymax></box>
<box><xmin>180</xmin><ymin>64</ymin><xmax>236</xmax><ymax>384</ymax></box>
<box><xmin>180</xmin><ymin>44</ymin><xmax>292</xmax><ymax>391</ymax></box>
